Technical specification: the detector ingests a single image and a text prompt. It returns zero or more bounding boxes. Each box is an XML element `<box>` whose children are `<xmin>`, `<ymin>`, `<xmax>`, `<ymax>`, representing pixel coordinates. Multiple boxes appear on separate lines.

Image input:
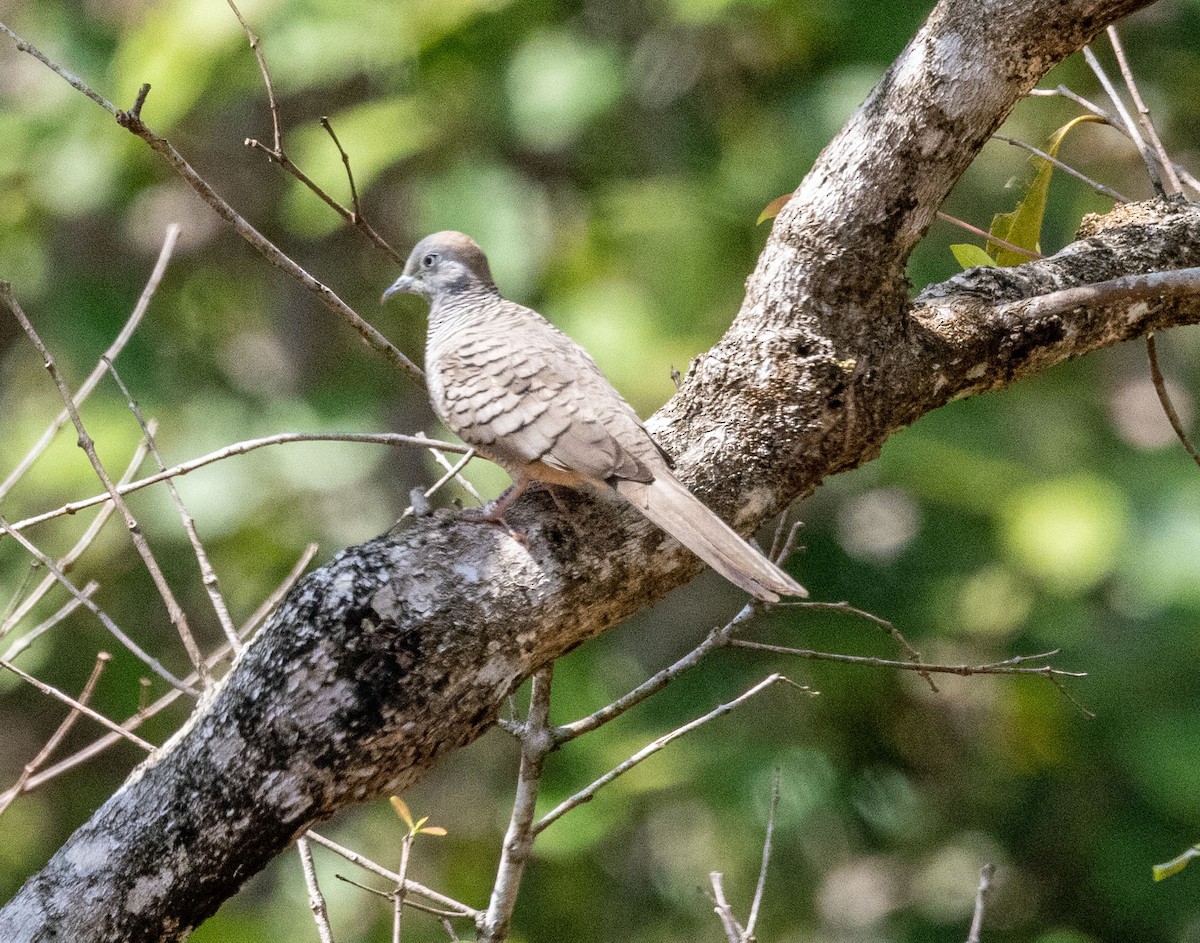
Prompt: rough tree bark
<box><xmin>2</xmin><ymin>0</ymin><xmax>1193</xmax><ymax>938</ymax></box>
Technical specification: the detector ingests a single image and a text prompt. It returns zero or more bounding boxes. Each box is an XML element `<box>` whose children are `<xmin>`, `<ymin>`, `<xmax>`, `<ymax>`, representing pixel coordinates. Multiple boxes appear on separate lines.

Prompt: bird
<box><xmin>382</xmin><ymin>231</ymin><xmax>807</xmax><ymax>602</ymax></box>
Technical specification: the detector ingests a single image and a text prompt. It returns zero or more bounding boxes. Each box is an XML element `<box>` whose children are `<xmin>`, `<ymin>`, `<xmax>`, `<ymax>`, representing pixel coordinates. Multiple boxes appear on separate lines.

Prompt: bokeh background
<box><xmin>2</xmin><ymin>0</ymin><xmax>1200</xmax><ymax>940</ymax></box>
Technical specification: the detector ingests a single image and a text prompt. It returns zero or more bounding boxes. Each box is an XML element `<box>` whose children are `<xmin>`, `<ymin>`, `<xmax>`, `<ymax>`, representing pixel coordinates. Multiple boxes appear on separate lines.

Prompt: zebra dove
<box><xmin>383</xmin><ymin>231</ymin><xmax>806</xmax><ymax>602</ymax></box>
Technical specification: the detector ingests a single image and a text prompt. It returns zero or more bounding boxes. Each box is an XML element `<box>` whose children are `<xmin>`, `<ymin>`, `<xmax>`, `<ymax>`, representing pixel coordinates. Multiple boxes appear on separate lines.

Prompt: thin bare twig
<box><xmin>415</xmin><ymin>431</ymin><xmax>485</xmax><ymax>504</ymax></box>
<box><xmin>731</xmin><ymin>640</ymin><xmax>1091</xmax><ymax>715</ymax></box>
<box><xmin>393</xmin><ymin>834</ymin><xmax>412</xmax><ymax>943</ymax></box>
<box><xmin>0</xmin><ymin>224</ymin><xmax>179</xmax><ymax>502</ymax></box>
<box><xmin>1029</xmin><ymin>85</ymin><xmax>1200</xmax><ymax>194</ymax></box>
<box><xmin>225</xmin><ymin>0</ymin><xmax>281</xmax><ymax>152</ymax></box>
<box><xmin>481</xmin><ymin>667</ymin><xmax>553</xmax><ymax>943</ymax></box>
<box><xmin>1145</xmin><ymin>333</ymin><xmax>1200</xmax><ymax>468</ymax></box>
<box><xmin>0</xmin><ymin>655</ymin><xmax>155</xmax><ymax>752</ymax></box>
<box><xmin>0</xmin><ymin>515</ymin><xmax>194</xmax><ymax>694</ymax></box>
<box><xmin>304</xmin><ymin>831</ymin><xmax>479</xmax><ymax>919</ymax></box>
<box><xmin>1105</xmin><ymin>26</ymin><xmax>1182</xmax><ymax>196</ymax></box>
<box><xmin>710</xmin><ymin>872</ymin><xmax>744</xmax><ymax>943</ymax></box>
<box><xmin>1082</xmin><ymin>44</ymin><xmax>1164</xmax><ymax>195</ymax></box>
<box><xmin>320</xmin><ymin>118</ymin><xmax>364</xmax><ymax>221</ymax></box>
<box><xmin>768</xmin><ymin>515</ymin><xmax>804</xmax><ymax>570</ymax></box>
<box><xmin>554</xmin><ymin>603</ymin><xmax>758</xmax><ymax>743</ymax></box>
<box><xmin>396</xmin><ymin>449</ymin><xmax>478</xmax><ymax>524</ymax></box>
<box><xmin>297</xmin><ymin>837</ymin><xmax>335</xmax><ymax>943</ymax></box>
<box><xmin>536</xmin><ymin>674</ymin><xmax>807</xmax><ymax>834</ymax></box>
<box><xmin>787</xmin><ymin>600</ymin><xmax>936</xmax><ymax>692</ymax></box>
<box><xmin>7</xmin><ymin>431</ymin><xmax>466</xmax><ymax>536</ymax></box>
<box><xmin>0</xmin><ymin>282</ymin><xmax>208</xmax><ymax>681</ymax></box>
<box><xmin>332</xmin><ymin>875</ymin><xmax>468</xmax><ymax>920</ymax></box>
<box><xmin>731</xmin><ymin>639</ymin><xmax>1082</xmax><ymax>677</ymax></box>
<box><xmin>2</xmin><ymin>582</ymin><xmax>99</xmax><ymax>663</ymax></box>
<box><xmin>223</xmin><ymin>2</ymin><xmax>403</xmax><ymax>262</ymax></box>
<box><xmin>966</xmin><ymin>863</ymin><xmax>995</xmax><ymax>943</ymax></box>
<box><xmin>0</xmin><ymin>23</ymin><xmax>421</xmax><ymax>382</ymax></box>
<box><xmin>935</xmin><ymin>212</ymin><xmax>1045</xmax><ymax>261</ymax></box>
<box><xmin>2</xmin><ymin>429</ymin><xmax>149</xmax><ymax>644</ymax></box>
<box><xmin>334</xmin><ymin>874</ymin><xmax>394</xmax><ymax>902</ymax></box>
<box><xmin>0</xmin><ymin>651</ymin><xmax>110</xmax><ymax>816</ymax></box>
<box><xmin>992</xmin><ymin>134</ymin><xmax>1131</xmax><ymax>203</ymax></box>
<box><xmin>744</xmin><ymin>769</ymin><xmax>780</xmax><ymax>941</ymax></box>
<box><xmin>104</xmin><ymin>358</ymin><xmax>241</xmax><ymax>650</ymax></box>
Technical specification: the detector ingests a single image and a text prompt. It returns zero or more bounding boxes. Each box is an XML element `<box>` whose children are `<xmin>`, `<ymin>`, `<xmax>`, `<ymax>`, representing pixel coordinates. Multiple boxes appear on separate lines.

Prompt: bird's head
<box><xmin>381</xmin><ymin>231</ymin><xmax>497</xmax><ymax>304</ymax></box>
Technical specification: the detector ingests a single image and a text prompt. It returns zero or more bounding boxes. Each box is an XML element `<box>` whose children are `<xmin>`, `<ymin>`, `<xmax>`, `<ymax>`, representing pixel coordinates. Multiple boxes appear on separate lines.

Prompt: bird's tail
<box><xmin>615</xmin><ymin>474</ymin><xmax>808</xmax><ymax>602</ymax></box>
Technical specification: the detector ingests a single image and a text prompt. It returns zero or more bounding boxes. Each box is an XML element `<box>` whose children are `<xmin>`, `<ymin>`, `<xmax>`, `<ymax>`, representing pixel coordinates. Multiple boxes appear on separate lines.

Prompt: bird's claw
<box><xmin>459</xmin><ymin>505</ymin><xmax>529</xmax><ymax>546</ymax></box>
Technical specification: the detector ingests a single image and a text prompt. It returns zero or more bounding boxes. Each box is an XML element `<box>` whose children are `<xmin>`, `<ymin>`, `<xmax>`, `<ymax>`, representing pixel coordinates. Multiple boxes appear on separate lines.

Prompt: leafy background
<box><xmin>1</xmin><ymin>0</ymin><xmax>1199</xmax><ymax>940</ymax></box>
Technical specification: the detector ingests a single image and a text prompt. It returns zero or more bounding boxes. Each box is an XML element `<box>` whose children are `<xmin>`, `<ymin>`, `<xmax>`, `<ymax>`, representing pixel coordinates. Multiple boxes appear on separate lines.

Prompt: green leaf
<box><xmin>950</xmin><ymin>244</ymin><xmax>998</xmax><ymax>269</ymax></box>
<box><xmin>987</xmin><ymin>115</ymin><xmax>1102</xmax><ymax>266</ymax></box>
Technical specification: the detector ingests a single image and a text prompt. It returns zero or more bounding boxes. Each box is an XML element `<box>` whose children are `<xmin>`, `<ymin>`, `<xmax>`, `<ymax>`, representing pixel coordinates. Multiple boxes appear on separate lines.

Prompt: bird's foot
<box><xmin>460</xmin><ymin>481</ymin><xmax>530</xmax><ymax>545</ymax></box>
<box><xmin>459</xmin><ymin>505</ymin><xmax>528</xmax><ymax>546</ymax></box>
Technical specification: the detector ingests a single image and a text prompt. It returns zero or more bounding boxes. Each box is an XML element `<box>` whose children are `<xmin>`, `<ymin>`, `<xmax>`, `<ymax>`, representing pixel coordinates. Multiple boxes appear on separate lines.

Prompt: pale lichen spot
<box><xmin>734</xmin><ymin>486</ymin><xmax>776</xmax><ymax>527</ymax></box>
<box><xmin>452</xmin><ymin>561</ymin><xmax>483</xmax><ymax>583</ymax></box>
<box><xmin>477</xmin><ymin>653</ymin><xmax>519</xmax><ymax>696</ymax></box>
<box><xmin>126</xmin><ymin>867</ymin><xmax>175</xmax><ymax>914</ymax></box>
<box><xmin>1126</xmin><ymin>301</ymin><xmax>1150</xmax><ymax>322</ymax></box>
<box><xmin>64</xmin><ymin>833</ymin><xmax>119</xmax><ymax>876</ymax></box>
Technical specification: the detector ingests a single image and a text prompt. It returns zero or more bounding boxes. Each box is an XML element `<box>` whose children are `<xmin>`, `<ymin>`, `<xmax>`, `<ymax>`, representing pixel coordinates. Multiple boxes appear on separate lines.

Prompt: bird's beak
<box><xmin>381</xmin><ymin>275</ymin><xmax>417</xmax><ymax>303</ymax></box>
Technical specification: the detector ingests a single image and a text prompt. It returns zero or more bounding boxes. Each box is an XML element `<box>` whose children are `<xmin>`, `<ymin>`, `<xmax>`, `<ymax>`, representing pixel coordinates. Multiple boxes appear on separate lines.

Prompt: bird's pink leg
<box><xmin>460</xmin><ymin>478</ymin><xmax>531</xmax><ymax>544</ymax></box>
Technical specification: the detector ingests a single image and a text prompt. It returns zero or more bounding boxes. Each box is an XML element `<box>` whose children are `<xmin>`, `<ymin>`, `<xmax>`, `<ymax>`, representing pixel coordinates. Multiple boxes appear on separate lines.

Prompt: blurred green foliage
<box><xmin>1</xmin><ymin>0</ymin><xmax>1200</xmax><ymax>940</ymax></box>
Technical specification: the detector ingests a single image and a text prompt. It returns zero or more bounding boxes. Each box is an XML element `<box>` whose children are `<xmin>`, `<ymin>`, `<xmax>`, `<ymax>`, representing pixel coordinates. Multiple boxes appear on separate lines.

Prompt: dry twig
<box><xmin>225</xmin><ymin>0</ymin><xmax>404</xmax><ymax>263</ymax></box>
<box><xmin>0</xmin><ymin>22</ymin><xmax>421</xmax><ymax>382</ymax></box>
<box><xmin>16</xmin><ymin>544</ymin><xmax>319</xmax><ymax>797</ymax></box>
<box><xmin>0</xmin><ymin>226</ymin><xmax>179</xmax><ymax>502</ymax></box>
<box><xmin>966</xmin><ymin>863</ymin><xmax>995</xmax><ymax>943</ymax></box>
<box><xmin>0</xmin><ymin>652</ymin><xmax>110</xmax><ymax>816</ymax></box>
<box><xmin>297</xmin><ymin>837</ymin><xmax>336</xmax><ymax>943</ymax></box>
<box><xmin>0</xmin><ymin>282</ymin><xmax>208</xmax><ymax>681</ymax></box>
<box><xmin>7</xmin><ymin>431</ymin><xmax>466</xmax><ymax>536</ymax></box>
<box><xmin>0</xmin><ymin>655</ymin><xmax>155</xmax><ymax>753</ymax></box>
<box><xmin>1105</xmin><ymin>26</ymin><xmax>1182</xmax><ymax>196</ymax></box>
<box><xmin>536</xmin><ymin>674</ymin><xmax>807</xmax><ymax>834</ymax></box>
<box><xmin>480</xmin><ymin>668</ymin><xmax>553</xmax><ymax>943</ymax></box>
<box><xmin>104</xmin><ymin>358</ymin><xmax>241</xmax><ymax>650</ymax></box>
<box><xmin>0</xmin><ymin>515</ymin><xmax>193</xmax><ymax>694</ymax></box>
<box><xmin>1082</xmin><ymin>44</ymin><xmax>1164</xmax><ymax>195</ymax></box>
<box><xmin>1145</xmin><ymin>333</ymin><xmax>1200</xmax><ymax>468</ymax></box>
<box><xmin>992</xmin><ymin>134</ymin><xmax>1131</xmax><ymax>203</ymax></box>
<box><xmin>1</xmin><ymin>433</ymin><xmax>150</xmax><ymax>645</ymax></box>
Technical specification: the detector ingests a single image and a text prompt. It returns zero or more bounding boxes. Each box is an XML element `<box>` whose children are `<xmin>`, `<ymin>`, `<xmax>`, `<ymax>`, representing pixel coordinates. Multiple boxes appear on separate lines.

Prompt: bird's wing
<box><xmin>433</xmin><ymin>303</ymin><xmax>657</xmax><ymax>484</ymax></box>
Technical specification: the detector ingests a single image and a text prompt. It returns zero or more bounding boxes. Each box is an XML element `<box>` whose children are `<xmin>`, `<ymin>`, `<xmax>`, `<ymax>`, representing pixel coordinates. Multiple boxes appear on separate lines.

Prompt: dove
<box><xmin>383</xmin><ymin>231</ymin><xmax>806</xmax><ymax>602</ymax></box>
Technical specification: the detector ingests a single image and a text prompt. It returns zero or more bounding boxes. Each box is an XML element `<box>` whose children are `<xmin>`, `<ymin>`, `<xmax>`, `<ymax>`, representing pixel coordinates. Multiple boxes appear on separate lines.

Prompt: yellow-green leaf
<box><xmin>950</xmin><ymin>244</ymin><xmax>998</xmax><ymax>270</ymax></box>
<box><xmin>390</xmin><ymin>796</ymin><xmax>415</xmax><ymax>829</ymax></box>
<box><xmin>1153</xmin><ymin>845</ymin><xmax>1200</xmax><ymax>881</ymax></box>
<box><xmin>987</xmin><ymin>115</ymin><xmax>1103</xmax><ymax>266</ymax></box>
<box><xmin>757</xmin><ymin>192</ymin><xmax>793</xmax><ymax>225</ymax></box>
<box><xmin>419</xmin><ymin>826</ymin><xmax>448</xmax><ymax>837</ymax></box>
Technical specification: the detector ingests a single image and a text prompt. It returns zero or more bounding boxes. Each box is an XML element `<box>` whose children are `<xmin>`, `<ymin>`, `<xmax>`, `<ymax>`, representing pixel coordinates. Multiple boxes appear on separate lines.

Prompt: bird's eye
<box><xmin>421</xmin><ymin>253</ymin><xmax>438</xmax><ymax>269</ymax></box>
